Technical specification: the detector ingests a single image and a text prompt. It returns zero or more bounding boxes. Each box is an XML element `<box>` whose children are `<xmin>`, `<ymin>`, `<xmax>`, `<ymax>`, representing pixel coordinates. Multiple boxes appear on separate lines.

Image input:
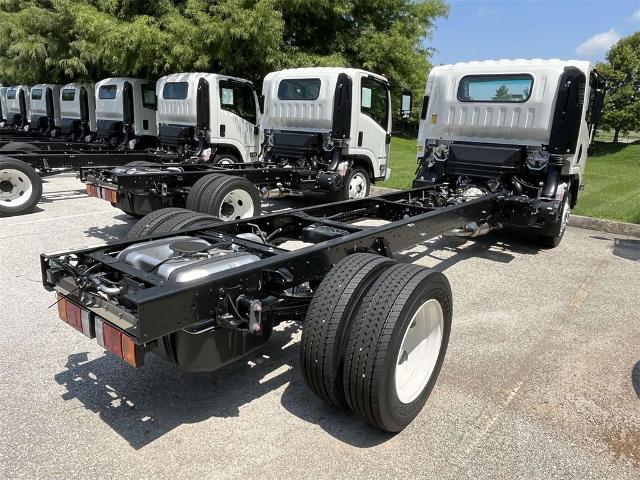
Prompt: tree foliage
<box><xmin>0</xmin><ymin>0</ymin><xmax>448</xmax><ymax>116</ymax></box>
<box><xmin>596</xmin><ymin>31</ymin><xmax>640</xmax><ymax>142</ymax></box>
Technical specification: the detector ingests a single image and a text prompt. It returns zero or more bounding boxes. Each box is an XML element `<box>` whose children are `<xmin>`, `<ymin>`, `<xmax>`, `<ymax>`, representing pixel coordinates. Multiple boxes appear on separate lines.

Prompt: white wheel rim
<box><xmin>0</xmin><ymin>168</ymin><xmax>33</xmax><ymax>208</ymax></box>
<box><xmin>217</xmin><ymin>159</ymin><xmax>234</xmax><ymax>165</ymax></box>
<box><xmin>348</xmin><ymin>172</ymin><xmax>368</xmax><ymax>199</ymax></box>
<box><xmin>219</xmin><ymin>189</ymin><xmax>254</xmax><ymax>220</ymax></box>
<box><xmin>394</xmin><ymin>298</ymin><xmax>444</xmax><ymax>404</ymax></box>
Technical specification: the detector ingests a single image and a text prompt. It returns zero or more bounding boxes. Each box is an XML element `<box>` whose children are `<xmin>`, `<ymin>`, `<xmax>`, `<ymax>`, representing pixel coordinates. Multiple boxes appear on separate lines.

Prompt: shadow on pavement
<box><xmin>54</xmin><ymin>320</ymin><xmax>391</xmax><ymax>449</ymax></box>
<box><xmin>40</xmin><ymin>188</ymin><xmax>88</xmax><ymax>203</ymax></box>
<box><xmin>395</xmin><ymin>229</ymin><xmax>539</xmax><ymax>271</ymax></box>
<box><xmin>83</xmin><ymin>214</ymin><xmax>137</xmax><ymax>242</ymax></box>
<box><xmin>590</xmin><ymin>235</ymin><xmax>640</xmax><ymax>262</ymax></box>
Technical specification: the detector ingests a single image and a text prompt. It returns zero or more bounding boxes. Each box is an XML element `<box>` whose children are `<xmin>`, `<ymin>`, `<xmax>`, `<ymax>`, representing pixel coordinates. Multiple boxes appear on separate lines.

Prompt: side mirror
<box><xmin>400</xmin><ymin>91</ymin><xmax>412</xmax><ymax>118</ymax></box>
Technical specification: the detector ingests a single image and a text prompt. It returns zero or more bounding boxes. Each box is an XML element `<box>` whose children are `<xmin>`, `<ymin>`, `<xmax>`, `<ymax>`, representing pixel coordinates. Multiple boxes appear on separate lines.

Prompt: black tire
<box><xmin>212</xmin><ymin>153</ymin><xmax>242</xmax><ymax>165</ymax></box>
<box><xmin>343</xmin><ymin>263</ymin><xmax>452</xmax><ymax>432</ymax></box>
<box><xmin>185</xmin><ymin>174</ymin><xmax>225</xmax><ymax>211</ymax></box>
<box><xmin>0</xmin><ymin>156</ymin><xmax>43</xmax><ymax>216</ymax></box>
<box><xmin>331</xmin><ymin>167</ymin><xmax>371</xmax><ymax>201</ymax></box>
<box><xmin>539</xmin><ymin>191</ymin><xmax>572</xmax><ymax>249</ymax></box>
<box><xmin>190</xmin><ymin>174</ymin><xmax>262</xmax><ymax>220</ymax></box>
<box><xmin>126</xmin><ymin>208</ymin><xmax>219</xmax><ymax>239</ymax></box>
<box><xmin>300</xmin><ymin>253</ymin><xmax>397</xmax><ymax>409</ymax></box>
<box><xmin>0</xmin><ymin>142</ymin><xmax>40</xmax><ymax>152</ymax></box>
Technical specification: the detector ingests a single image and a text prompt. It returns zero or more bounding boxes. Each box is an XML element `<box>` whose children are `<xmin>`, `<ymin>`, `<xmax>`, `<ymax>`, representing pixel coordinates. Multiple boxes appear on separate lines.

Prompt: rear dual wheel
<box><xmin>186</xmin><ymin>174</ymin><xmax>261</xmax><ymax>221</ymax></box>
<box><xmin>127</xmin><ymin>208</ymin><xmax>220</xmax><ymax>239</ymax></box>
<box><xmin>301</xmin><ymin>255</ymin><xmax>452</xmax><ymax>432</ymax></box>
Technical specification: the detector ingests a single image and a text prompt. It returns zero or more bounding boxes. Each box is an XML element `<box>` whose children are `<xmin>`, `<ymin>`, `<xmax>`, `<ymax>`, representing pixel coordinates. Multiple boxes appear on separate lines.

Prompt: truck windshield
<box><xmin>278</xmin><ymin>78</ymin><xmax>321</xmax><ymax>100</ymax></box>
<box><xmin>31</xmin><ymin>89</ymin><xmax>42</xmax><ymax>100</ymax></box>
<box><xmin>458</xmin><ymin>75</ymin><xmax>533</xmax><ymax>103</ymax></box>
<box><xmin>163</xmin><ymin>82</ymin><xmax>188</xmax><ymax>100</ymax></box>
<box><xmin>61</xmin><ymin>89</ymin><xmax>76</xmax><ymax>102</ymax></box>
<box><xmin>98</xmin><ymin>85</ymin><xmax>117</xmax><ymax>99</ymax></box>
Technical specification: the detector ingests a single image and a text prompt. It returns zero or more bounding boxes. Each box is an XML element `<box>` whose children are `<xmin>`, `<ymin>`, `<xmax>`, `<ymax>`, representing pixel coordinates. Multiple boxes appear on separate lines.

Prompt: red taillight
<box><xmin>102</xmin><ymin>322</ymin><xmax>123</xmax><ymax>357</ymax></box>
<box><xmin>86</xmin><ymin>184</ymin><xmax>117</xmax><ymax>203</ymax></box>
<box><xmin>95</xmin><ymin>316</ymin><xmax>144</xmax><ymax>368</ymax></box>
<box><xmin>56</xmin><ymin>293</ymin><xmax>95</xmax><ymax>338</ymax></box>
<box><xmin>86</xmin><ymin>184</ymin><xmax>97</xmax><ymax>197</ymax></box>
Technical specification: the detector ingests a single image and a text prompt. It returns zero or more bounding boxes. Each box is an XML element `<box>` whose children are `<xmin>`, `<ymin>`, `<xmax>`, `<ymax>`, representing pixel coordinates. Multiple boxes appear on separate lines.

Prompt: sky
<box><xmin>428</xmin><ymin>0</ymin><xmax>640</xmax><ymax>65</ymax></box>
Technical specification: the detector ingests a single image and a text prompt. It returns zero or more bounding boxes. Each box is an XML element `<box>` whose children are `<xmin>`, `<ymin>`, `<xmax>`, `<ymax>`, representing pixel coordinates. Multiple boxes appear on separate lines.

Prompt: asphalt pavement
<box><xmin>1</xmin><ymin>174</ymin><xmax>639</xmax><ymax>479</ymax></box>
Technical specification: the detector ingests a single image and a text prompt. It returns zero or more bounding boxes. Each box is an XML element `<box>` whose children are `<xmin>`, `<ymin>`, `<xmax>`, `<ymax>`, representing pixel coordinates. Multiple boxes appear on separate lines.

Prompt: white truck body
<box><xmin>60</xmin><ymin>83</ymin><xmax>97</xmax><ymax>134</ymax></box>
<box><xmin>95</xmin><ymin>78</ymin><xmax>157</xmax><ymax>140</ymax></box>
<box><xmin>156</xmin><ymin>73</ymin><xmax>260</xmax><ymax>162</ymax></box>
<box><xmin>262</xmin><ymin>67</ymin><xmax>392</xmax><ymax>181</ymax></box>
<box><xmin>0</xmin><ymin>86</ymin><xmax>9</xmax><ymax>123</ymax></box>
<box><xmin>5</xmin><ymin>85</ymin><xmax>31</xmax><ymax>126</ymax></box>
<box><xmin>30</xmin><ymin>84</ymin><xmax>62</xmax><ymax>130</ymax></box>
<box><xmin>417</xmin><ymin>59</ymin><xmax>598</xmax><ymax>185</ymax></box>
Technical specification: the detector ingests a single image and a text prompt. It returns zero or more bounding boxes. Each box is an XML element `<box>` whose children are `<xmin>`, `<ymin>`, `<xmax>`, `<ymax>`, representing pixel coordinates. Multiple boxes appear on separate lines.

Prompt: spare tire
<box><xmin>0</xmin><ymin>142</ymin><xmax>40</xmax><ymax>152</ymax></box>
<box><xmin>127</xmin><ymin>208</ymin><xmax>219</xmax><ymax>239</ymax></box>
<box><xmin>0</xmin><ymin>156</ymin><xmax>43</xmax><ymax>216</ymax></box>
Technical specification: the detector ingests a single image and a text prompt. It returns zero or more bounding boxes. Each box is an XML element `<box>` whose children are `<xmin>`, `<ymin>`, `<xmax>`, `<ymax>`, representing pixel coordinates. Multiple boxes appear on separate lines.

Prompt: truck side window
<box><xmin>219</xmin><ymin>81</ymin><xmax>257</xmax><ymax>125</ymax></box>
<box><xmin>361</xmin><ymin>77</ymin><xmax>389</xmax><ymax>129</ymax></box>
<box><xmin>141</xmin><ymin>83</ymin><xmax>157</xmax><ymax>110</ymax></box>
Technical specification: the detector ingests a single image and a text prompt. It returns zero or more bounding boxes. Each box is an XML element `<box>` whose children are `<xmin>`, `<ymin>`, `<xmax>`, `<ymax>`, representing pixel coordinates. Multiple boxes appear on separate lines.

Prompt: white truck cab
<box><xmin>261</xmin><ymin>68</ymin><xmax>394</xmax><ymax>198</ymax></box>
<box><xmin>415</xmin><ymin>59</ymin><xmax>606</xmax><ymax>246</ymax></box>
<box><xmin>95</xmin><ymin>78</ymin><xmax>158</xmax><ymax>147</ymax></box>
<box><xmin>59</xmin><ymin>83</ymin><xmax>97</xmax><ymax>139</ymax></box>
<box><xmin>156</xmin><ymin>73</ymin><xmax>260</xmax><ymax>163</ymax></box>
<box><xmin>30</xmin><ymin>84</ymin><xmax>62</xmax><ymax>134</ymax></box>
<box><xmin>4</xmin><ymin>85</ymin><xmax>31</xmax><ymax>128</ymax></box>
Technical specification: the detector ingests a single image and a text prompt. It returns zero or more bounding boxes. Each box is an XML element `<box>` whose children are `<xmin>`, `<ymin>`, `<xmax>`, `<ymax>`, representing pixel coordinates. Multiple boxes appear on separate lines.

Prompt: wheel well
<box><xmin>211</xmin><ymin>144</ymin><xmax>243</xmax><ymax>162</ymax></box>
<box><xmin>569</xmin><ymin>176</ymin><xmax>580</xmax><ymax>208</ymax></box>
<box><xmin>349</xmin><ymin>156</ymin><xmax>375</xmax><ymax>182</ymax></box>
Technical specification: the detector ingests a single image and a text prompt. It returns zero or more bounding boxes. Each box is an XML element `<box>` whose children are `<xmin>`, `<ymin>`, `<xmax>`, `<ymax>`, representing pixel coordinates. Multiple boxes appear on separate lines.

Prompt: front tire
<box><xmin>332</xmin><ymin>167</ymin><xmax>371</xmax><ymax>201</ymax></box>
<box><xmin>342</xmin><ymin>263</ymin><xmax>452</xmax><ymax>432</ymax></box>
<box><xmin>539</xmin><ymin>191</ymin><xmax>572</xmax><ymax>249</ymax></box>
<box><xmin>0</xmin><ymin>156</ymin><xmax>43</xmax><ymax>216</ymax></box>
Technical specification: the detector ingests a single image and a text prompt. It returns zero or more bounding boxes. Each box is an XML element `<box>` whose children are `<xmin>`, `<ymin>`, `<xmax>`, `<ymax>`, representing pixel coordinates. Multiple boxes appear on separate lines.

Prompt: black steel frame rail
<box><xmin>42</xmin><ymin>186</ymin><xmax>496</xmax><ymax>343</ymax></box>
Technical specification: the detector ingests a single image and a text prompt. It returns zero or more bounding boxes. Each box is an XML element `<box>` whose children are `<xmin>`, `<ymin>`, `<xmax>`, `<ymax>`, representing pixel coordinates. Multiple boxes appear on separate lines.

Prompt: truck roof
<box><xmin>264</xmin><ymin>67</ymin><xmax>388</xmax><ymax>85</ymax></box>
<box><xmin>431</xmin><ymin>58</ymin><xmax>592</xmax><ymax>75</ymax></box>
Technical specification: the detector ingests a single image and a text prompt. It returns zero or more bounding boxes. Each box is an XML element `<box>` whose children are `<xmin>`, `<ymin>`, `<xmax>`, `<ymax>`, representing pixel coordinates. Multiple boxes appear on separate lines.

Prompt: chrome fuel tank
<box><xmin>116</xmin><ymin>236</ymin><xmax>260</xmax><ymax>283</ymax></box>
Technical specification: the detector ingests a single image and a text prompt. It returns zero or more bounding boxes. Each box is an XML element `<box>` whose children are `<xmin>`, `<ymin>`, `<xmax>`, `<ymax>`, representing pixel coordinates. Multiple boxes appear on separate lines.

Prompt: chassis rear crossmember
<box><xmin>42</xmin><ymin>185</ymin><xmax>497</xmax><ymax>344</ymax></box>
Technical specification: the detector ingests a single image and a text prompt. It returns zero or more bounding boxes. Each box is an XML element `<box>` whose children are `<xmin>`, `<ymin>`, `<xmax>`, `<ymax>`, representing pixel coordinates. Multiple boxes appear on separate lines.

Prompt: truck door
<box><xmin>122</xmin><ymin>81</ymin><xmax>134</xmax><ymax>135</ymax></box>
<box><xmin>355</xmin><ymin>75</ymin><xmax>391</xmax><ymax>179</ymax></box>
<box><xmin>217</xmin><ymin>80</ymin><xmax>259</xmax><ymax>162</ymax></box>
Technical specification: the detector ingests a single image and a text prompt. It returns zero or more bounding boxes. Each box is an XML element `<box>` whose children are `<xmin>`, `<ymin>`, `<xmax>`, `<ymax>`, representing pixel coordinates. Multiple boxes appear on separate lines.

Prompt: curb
<box><xmin>568</xmin><ymin>215</ymin><xmax>640</xmax><ymax>238</ymax></box>
<box><xmin>371</xmin><ymin>186</ymin><xmax>639</xmax><ymax>238</ymax></box>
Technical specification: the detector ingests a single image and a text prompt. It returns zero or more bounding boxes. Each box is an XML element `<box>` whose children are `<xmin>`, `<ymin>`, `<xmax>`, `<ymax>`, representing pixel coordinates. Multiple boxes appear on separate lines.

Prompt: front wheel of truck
<box><xmin>539</xmin><ymin>191</ymin><xmax>572</xmax><ymax>249</ymax></box>
<box><xmin>0</xmin><ymin>156</ymin><xmax>43</xmax><ymax>217</ymax></box>
<box><xmin>331</xmin><ymin>167</ymin><xmax>370</xmax><ymax>201</ymax></box>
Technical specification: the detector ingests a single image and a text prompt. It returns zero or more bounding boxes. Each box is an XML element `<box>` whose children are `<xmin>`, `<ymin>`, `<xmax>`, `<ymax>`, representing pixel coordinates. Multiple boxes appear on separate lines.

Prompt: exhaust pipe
<box><xmin>260</xmin><ymin>186</ymin><xmax>303</xmax><ymax>199</ymax></box>
<box><xmin>448</xmin><ymin>222</ymin><xmax>498</xmax><ymax>238</ymax></box>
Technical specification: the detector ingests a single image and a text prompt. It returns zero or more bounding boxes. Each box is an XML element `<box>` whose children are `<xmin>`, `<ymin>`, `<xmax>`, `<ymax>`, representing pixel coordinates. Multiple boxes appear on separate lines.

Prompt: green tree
<box><xmin>0</xmin><ymin>0</ymin><xmax>448</xmax><ymax>119</ymax></box>
<box><xmin>596</xmin><ymin>32</ymin><xmax>640</xmax><ymax>143</ymax></box>
<box><xmin>492</xmin><ymin>84</ymin><xmax>510</xmax><ymax>101</ymax></box>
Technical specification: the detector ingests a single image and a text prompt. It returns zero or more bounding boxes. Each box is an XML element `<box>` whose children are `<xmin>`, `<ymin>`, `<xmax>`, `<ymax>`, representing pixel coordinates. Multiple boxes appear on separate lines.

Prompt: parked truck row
<box><xmin>38</xmin><ymin>59</ymin><xmax>606</xmax><ymax>432</ymax></box>
<box><xmin>1</xmin><ymin>67</ymin><xmax>405</xmax><ymax>216</ymax></box>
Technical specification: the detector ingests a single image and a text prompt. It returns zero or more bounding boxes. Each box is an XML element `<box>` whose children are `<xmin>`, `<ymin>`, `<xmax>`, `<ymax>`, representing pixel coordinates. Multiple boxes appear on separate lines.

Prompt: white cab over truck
<box><xmin>262</xmin><ymin>67</ymin><xmax>393</xmax><ymax>199</ymax></box>
<box><xmin>156</xmin><ymin>72</ymin><xmax>260</xmax><ymax>163</ymax></box>
<box><xmin>95</xmin><ymin>78</ymin><xmax>158</xmax><ymax>147</ymax></box>
<box><xmin>59</xmin><ymin>83</ymin><xmax>97</xmax><ymax>140</ymax></box>
<box><xmin>415</xmin><ymin>59</ymin><xmax>606</xmax><ymax>247</ymax></box>
<box><xmin>29</xmin><ymin>84</ymin><xmax>62</xmax><ymax>134</ymax></box>
<box><xmin>4</xmin><ymin>85</ymin><xmax>31</xmax><ymax>128</ymax></box>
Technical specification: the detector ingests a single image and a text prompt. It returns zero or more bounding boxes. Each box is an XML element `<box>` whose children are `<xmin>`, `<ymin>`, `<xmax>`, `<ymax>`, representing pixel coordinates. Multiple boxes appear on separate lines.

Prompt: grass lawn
<box><xmin>380</xmin><ymin>136</ymin><xmax>640</xmax><ymax>224</ymax></box>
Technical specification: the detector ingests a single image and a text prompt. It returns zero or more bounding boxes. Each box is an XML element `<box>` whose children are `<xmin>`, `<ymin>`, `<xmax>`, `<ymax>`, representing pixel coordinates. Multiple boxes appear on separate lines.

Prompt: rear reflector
<box><xmin>95</xmin><ymin>315</ymin><xmax>144</xmax><ymax>367</ymax></box>
<box><xmin>57</xmin><ymin>294</ymin><xmax>144</xmax><ymax>368</ymax></box>
<box><xmin>86</xmin><ymin>184</ymin><xmax>118</xmax><ymax>203</ymax></box>
<box><xmin>56</xmin><ymin>293</ymin><xmax>94</xmax><ymax>338</ymax></box>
